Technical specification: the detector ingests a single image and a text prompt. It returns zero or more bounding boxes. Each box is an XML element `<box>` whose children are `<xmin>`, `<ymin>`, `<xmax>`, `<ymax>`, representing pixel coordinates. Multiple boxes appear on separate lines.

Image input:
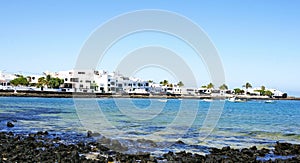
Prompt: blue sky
<box><xmin>0</xmin><ymin>1</ymin><xmax>300</xmax><ymax>95</ymax></box>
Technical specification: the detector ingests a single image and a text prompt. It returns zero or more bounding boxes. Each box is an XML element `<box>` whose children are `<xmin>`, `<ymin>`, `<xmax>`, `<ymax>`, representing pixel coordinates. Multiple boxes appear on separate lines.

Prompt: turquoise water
<box><xmin>0</xmin><ymin>97</ymin><xmax>299</xmax><ymax>154</ymax></box>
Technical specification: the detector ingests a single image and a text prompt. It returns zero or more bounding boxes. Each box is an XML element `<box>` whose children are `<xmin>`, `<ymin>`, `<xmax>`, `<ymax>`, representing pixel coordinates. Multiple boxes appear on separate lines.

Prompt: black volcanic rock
<box><xmin>275</xmin><ymin>141</ymin><xmax>300</xmax><ymax>155</ymax></box>
<box><xmin>6</xmin><ymin>121</ymin><xmax>14</xmax><ymax>127</ymax></box>
<box><xmin>87</xmin><ymin>130</ymin><xmax>92</xmax><ymax>138</ymax></box>
<box><xmin>0</xmin><ymin>131</ymin><xmax>299</xmax><ymax>162</ymax></box>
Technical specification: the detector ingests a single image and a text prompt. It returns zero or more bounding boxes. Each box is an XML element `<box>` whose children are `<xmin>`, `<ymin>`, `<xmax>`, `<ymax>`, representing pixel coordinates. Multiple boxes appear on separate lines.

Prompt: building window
<box><xmin>65</xmin><ymin>78</ymin><xmax>68</xmax><ymax>81</ymax></box>
<box><xmin>70</xmin><ymin>78</ymin><xmax>79</xmax><ymax>82</ymax></box>
<box><xmin>108</xmin><ymin>79</ymin><xmax>110</xmax><ymax>82</ymax></box>
<box><xmin>80</xmin><ymin>84</ymin><xmax>83</xmax><ymax>88</ymax></box>
<box><xmin>85</xmin><ymin>80</ymin><xmax>91</xmax><ymax>83</ymax></box>
<box><xmin>111</xmin><ymin>82</ymin><xmax>115</xmax><ymax>85</ymax></box>
<box><xmin>32</xmin><ymin>77</ymin><xmax>35</xmax><ymax>80</ymax></box>
<box><xmin>145</xmin><ymin>83</ymin><xmax>149</xmax><ymax>86</ymax></box>
<box><xmin>108</xmin><ymin>84</ymin><xmax>110</xmax><ymax>87</ymax></box>
<box><xmin>78</xmin><ymin>72</ymin><xmax>85</xmax><ymax>74</ymax></box>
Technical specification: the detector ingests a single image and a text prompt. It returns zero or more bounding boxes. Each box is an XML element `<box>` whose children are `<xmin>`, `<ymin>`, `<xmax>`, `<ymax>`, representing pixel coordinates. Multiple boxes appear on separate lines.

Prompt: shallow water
<box><xmin>0</xmin><ymin>97</ymin><xmax>299</xmax><ymax>154</ymax></box>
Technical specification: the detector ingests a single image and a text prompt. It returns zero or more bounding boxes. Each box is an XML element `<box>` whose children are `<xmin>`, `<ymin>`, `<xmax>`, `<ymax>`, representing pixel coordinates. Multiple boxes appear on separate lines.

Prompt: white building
<box><xmin>149</xmin><ymin>83</ymin><xmax>164</xmax><ymax>94</ymax></box>
<box><xmin>123</xmin><ymin>77</ymin><xmax>150</xmax><ymax>94</ymax></box>
<box><xmin>268</xmin><ymin>88</ymin><xmax>286</xmax><ymax>98</ymax></box>
<box><xmin>27</xmin><ymin>74</ymin><xmax>44</xmax><ymax>86</ymax></box>
<box><xmin>166</xmin><ymin>85</ymin><xmax>182</xmax><ymax>96</ymax></box>
<box><xmin>243</xmin><ymin>87</ymin><xmax>261</xmax><ymax>96</ymax></box>
<box><xmin>0</xmin><ymin>71</ymin><xmax>16</xmax><ymax>90</ymax></box>
<box><xmin>181</xmin><ymin>88</ymin><xmax>198</xmax><ymax>96</ymax></box>
<box><xmin>45</xmin><ymin>69</ymin><xmax>151</xmax><ymax>94</ymax></box>
<box><xmin>97</xmin><ymin>71</ymin><xmax>118</xmax><ymax>93</ymax></box>
<box><xmin>45</xmin><ymin>69</ymin><xmax>99</xmax><ymax>92</ymax></box>
<box><xmin>197</xmin><ymin>88</ymin><xmax>212</xmax><ymax>95</ymax></box>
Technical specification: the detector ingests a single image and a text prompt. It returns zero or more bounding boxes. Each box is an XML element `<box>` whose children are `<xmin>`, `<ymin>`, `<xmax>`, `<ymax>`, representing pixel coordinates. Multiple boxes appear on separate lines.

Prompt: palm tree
<box><xmin>264</xmin><ymin>90</ymin><xmax>273</xmax><ymax>97</ymax></box>
<box><xmin>242</xmin><ymin>82</ymin><xmax>252</xmax><ymax>89</ymax></box>
<box><xmin>257</xmin><ymin>85</ymin><xmax>266</xmax><ymax>96</ymax></box>
<box><xmin>219</xmin><ymin>84</ymin><xmax>228</xmax><ymax>90</ymax></box>
<box><xmin>160</xmin><ymin>80</ymin><xmax>169</xmax><ymax>86</ymax></box>
<box><xmin>177</xmin><ymin>81</ymin><xmax>184</xmax><ymax>87</ymax></box>
<box><xmin>207</xmin><ymin>83</ymin><xmax>214</xmax><ymax>89</ymax></box>
<box><xmin>37</xmin><ymin>77</ymin><xmax>46</xmax><ymax>88</ymax></box>
<box><xmin>242</xmin><ymin>82</ymin><xmax>252</xmax><ymax>95</ymax></box>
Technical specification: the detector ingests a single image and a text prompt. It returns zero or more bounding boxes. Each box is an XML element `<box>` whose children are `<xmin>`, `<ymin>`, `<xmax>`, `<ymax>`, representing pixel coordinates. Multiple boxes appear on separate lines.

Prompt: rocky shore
<box><xmin>1</xmin><ymin>131</ymin><xmax>300</xmax><ymax>162</ymax></box>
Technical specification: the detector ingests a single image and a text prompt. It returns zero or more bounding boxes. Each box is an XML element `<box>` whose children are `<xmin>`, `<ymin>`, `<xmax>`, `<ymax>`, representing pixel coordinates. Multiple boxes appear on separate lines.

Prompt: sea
<box><xmin>0</xmin><ymin>97</ymin><xmax>300</xmax><ymax>155</ymax></box>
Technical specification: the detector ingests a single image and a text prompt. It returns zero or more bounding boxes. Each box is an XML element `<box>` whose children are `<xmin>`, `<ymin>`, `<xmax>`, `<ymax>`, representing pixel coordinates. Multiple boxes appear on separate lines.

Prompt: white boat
<box><xmin>228</xmin><ymin>97</ymin><xmax>246</xmax><ymax>103</ymax></box>
<box><xmin>235</xmin><ymin>99</ymin><xmax>246</xmax><ymax>103</ymax></box>
<box><xmin>203</xmin><ymin>99</ymin><xmax>213</xmax><ymax>102</ymax></box>
<box><xmin>265</xmin><ymin>100</ymin><xmax>275</xmax><ymax>103</ymax></box>
<box><xmin>228</xmin><ymin>97</ymin><xmax>236</xmax><ymax>102</ymax></box>
<box><xmin>158</xmin><ymin>99</ymin><xmax>167</xmax><ymax>102</ymax></box>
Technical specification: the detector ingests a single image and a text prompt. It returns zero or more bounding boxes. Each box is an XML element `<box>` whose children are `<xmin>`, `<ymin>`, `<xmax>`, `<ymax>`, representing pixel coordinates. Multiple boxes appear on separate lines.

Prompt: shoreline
<box><xmin>0</xmin><ymin>131</ymin><xmax>299</xmax><ymax>162</ymax></box>
<box><xmin>1</xmin><ymin>95</ymin><xmax>300</xmax><ymax>162</ymax></box>
<box><xmin>0</xmin><ymin>90</ymin><xmax>299</xmax><ymax>100</ymax></box>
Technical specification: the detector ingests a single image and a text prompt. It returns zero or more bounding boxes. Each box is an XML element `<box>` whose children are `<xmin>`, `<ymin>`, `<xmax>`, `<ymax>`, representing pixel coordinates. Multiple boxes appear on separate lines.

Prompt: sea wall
<box><xmin>0</xmin><ymin>90</ymin><xmax>298</xmax><ymax>100</ymax></box>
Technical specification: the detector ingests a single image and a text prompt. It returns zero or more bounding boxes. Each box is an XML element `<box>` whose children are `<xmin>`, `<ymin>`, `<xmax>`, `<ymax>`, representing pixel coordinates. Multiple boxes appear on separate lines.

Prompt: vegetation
<box><xmin>255</xmin><ymin>85</ymin><xmax>267</xmax><ymax>96</ymax></box>
<box><xmin>207</xmin><ymin>83</ymin><xmax>214</xmax><ymax>89</ymax></box>
<box><xmin>37</xmin><ymin>77</ymin><xmax>46</xmax><ymax>88</ymax></box>
<box><xmin>37</xmin><ymin>75</ymin><xmax>64</xmax><ymax>89</ymax></box>
<box><xmin>90</xmin><ymin>82</ymin><xmax>98</xmax><ymax>90</ymax></box>
<box><xmin>49</xmin><ymin>78</ymin><xmax>64</xmax><ymax>88</ymax></box>
<box><xmin>219</xmin><ymin>84</ymin><xmax>228</xmax><ymax>90</ymax></box>
<box><xmin>264</xmin><ymin>90</ymin><xmax>273</xmax><ymax>97</ymax></box>
<box><xmin>177</xmin><ymin>81</ymin><xmax>184</xmax><ymax>87</ymax></box>
<box><xmin>254</xmin><ymin>86</ymin><xmax>273</xmax><ymax>97</ymax></box>
<box><xmin>10</xmin><ymin>76</ymin><xmax>29</xmax><ymax>86</ymax></box>
<box><xmin>160</xmin><ymin>80</ymin><xmax>169</xmax><ymax>86</ymax></box>
<box><xmin>242</xmin><ymin>82</ymin><xmax>252</xmax><ymax>89</ymax></box>
<box><xmin>234</xmin><ymin>88</ymin><xmax>244</xmax><ymax>95</ymax></box>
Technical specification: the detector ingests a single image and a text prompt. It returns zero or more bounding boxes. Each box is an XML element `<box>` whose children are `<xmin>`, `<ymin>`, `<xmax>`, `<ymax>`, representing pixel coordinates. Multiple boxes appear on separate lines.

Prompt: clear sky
<box><xmin>0</xmin><ymin>1</ymin><xmax>299</xmax><ymax>96</ymax></box>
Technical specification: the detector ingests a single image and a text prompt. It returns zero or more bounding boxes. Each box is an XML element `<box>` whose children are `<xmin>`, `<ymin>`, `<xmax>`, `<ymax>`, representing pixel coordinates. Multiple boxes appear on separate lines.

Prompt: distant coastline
<box><xmin>0</xmin><ymin>90</ymin><xmax>299</xmax><ymax>100</ymax></box>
